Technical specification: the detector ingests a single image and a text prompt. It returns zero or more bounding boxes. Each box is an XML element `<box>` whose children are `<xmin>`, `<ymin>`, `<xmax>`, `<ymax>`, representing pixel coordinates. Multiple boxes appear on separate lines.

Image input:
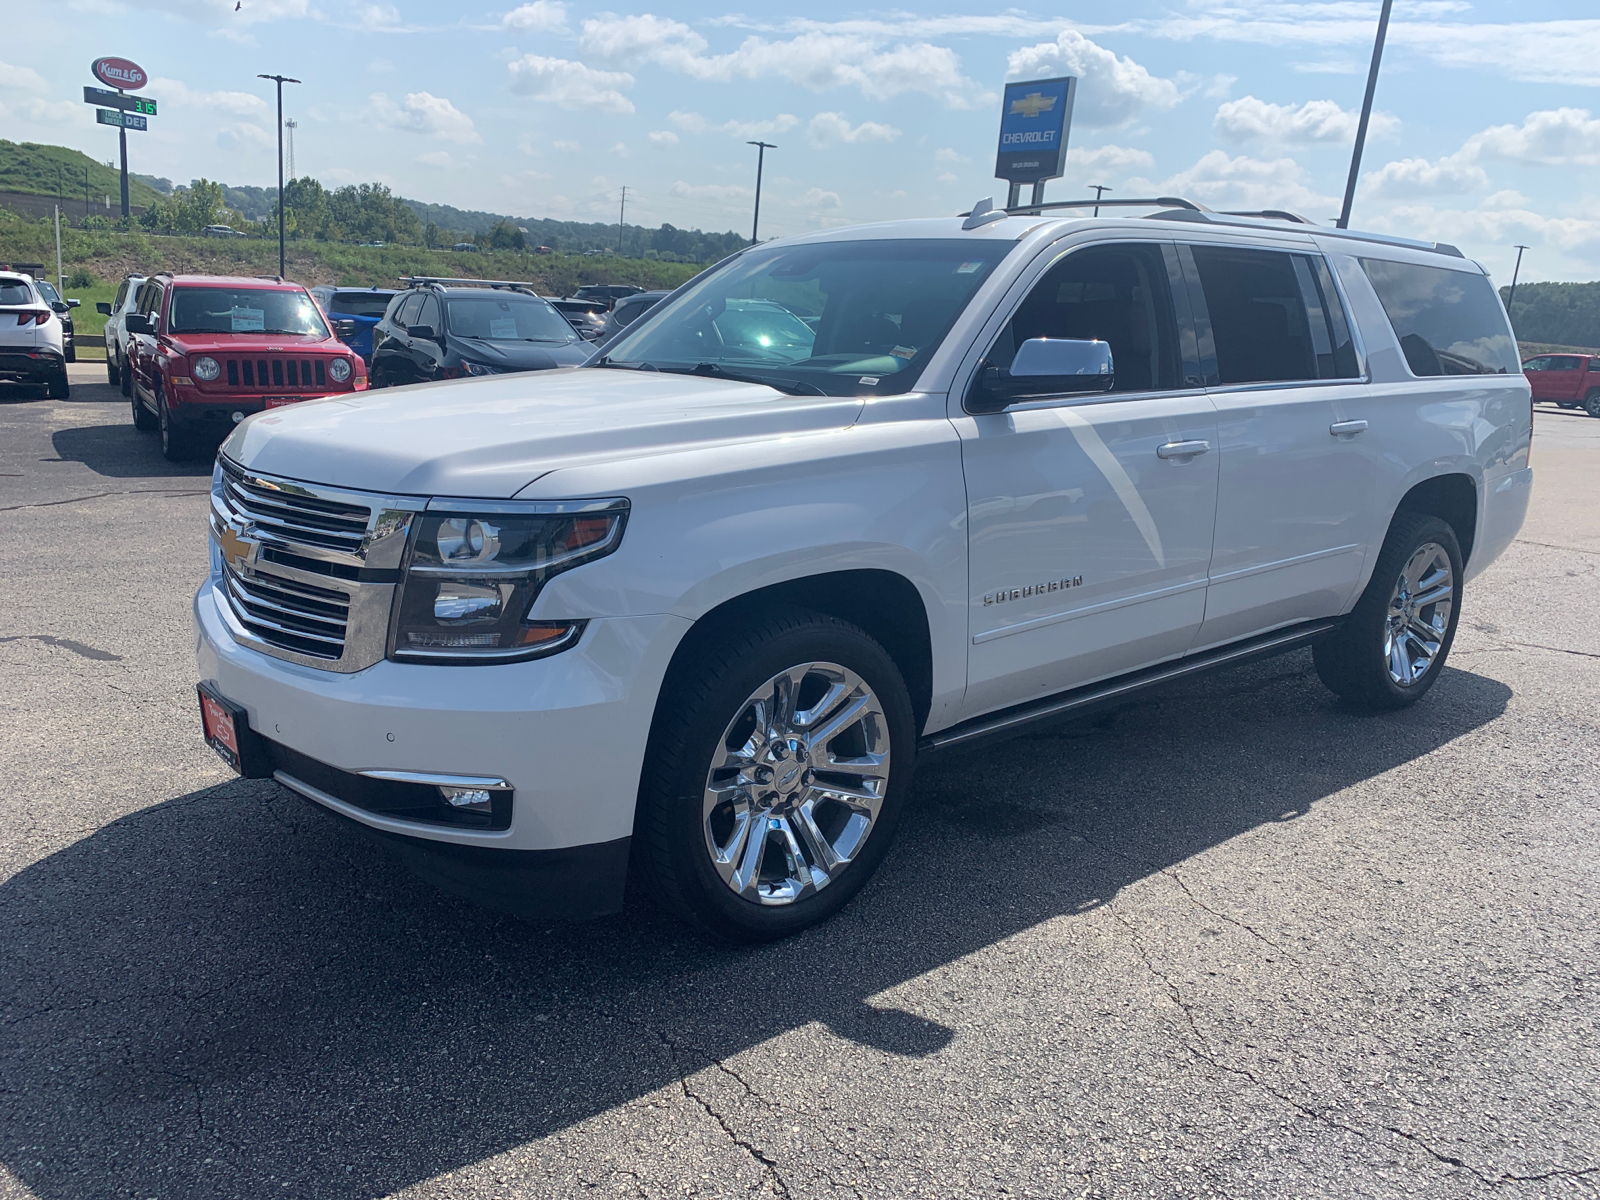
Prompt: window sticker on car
<box><xmin>230</xmin><ymin>307</ymin><xmax>265</xmax><ymax>332</ymax></box>
<box><xmin>489</xmin><ymin>316</ymin><xmax>519</xmax><ymax>339</ymax></box>
<box><xmin>955</xmin><ymin>261</ymin><xmax>985</xmax><ymax>274</ymax></box>
<box><xmin>891</xmin><ymin>345</ymin><xmax>917</xmax><ymax>360</ymax></box>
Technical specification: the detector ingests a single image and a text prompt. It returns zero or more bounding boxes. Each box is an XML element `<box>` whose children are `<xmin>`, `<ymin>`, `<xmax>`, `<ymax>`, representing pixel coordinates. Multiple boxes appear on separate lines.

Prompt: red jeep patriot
<box><xmin>124</xmin><ymin>274</ymin><xmax>368</xmax><ymax>460</ymax></box>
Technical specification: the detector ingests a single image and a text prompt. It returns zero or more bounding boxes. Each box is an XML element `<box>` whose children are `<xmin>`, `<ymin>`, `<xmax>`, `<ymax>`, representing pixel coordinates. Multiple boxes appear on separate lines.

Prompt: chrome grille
<box><xmin>211</xmin><ymin>457</ymin><xmax>424</xmax><ymax>673</ymax></box>
<box><xmin>224</xmin><ymin>563</ymin><xmax>349</xmax><ymax>659</ymax></box>
<box><xmin>220</xmin><ymin>457</ymin><xmax>371</xmax><ymax>553</ymax></box>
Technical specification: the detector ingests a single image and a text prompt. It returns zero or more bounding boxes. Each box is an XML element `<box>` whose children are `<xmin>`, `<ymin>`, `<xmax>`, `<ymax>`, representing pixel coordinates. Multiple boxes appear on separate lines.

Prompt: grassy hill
<box><xmin>1501</xmin><ymin>281</ymin><xmax>1600</xmax><ymax>348</ymax></box>
<box><xmin>0</xmin><ymin>141</ymin><xmax>166</xmax><ymax>209</ymax></box>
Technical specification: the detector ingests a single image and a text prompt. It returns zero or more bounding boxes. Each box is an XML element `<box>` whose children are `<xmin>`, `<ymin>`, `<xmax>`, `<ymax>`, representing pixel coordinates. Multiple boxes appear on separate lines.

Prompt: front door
<box><xmin>1539</xmin><ymin>355</ymin><xmax>1586</xmax><ymax>403</ymax></box>
<box><xmin>959</xmin><ymin>240</ymin><xmax>1220</xmax><ymax>719</ymax></box>
<box><xmin>1179</xmin><ymin>241</ymin><xmax>1376</xmax><ymax>649</ymax></box>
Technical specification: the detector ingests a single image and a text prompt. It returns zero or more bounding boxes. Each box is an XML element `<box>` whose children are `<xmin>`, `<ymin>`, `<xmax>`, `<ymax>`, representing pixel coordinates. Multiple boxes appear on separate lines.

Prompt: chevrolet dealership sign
<box><xmin>995</xmin><ymin>76</ymin><xmax>1076</xmax><ymax>184</ymax></box>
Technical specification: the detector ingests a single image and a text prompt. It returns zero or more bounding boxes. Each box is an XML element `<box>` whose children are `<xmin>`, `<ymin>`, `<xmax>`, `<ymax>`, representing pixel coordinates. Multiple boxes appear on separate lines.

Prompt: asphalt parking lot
<box><xmin>1</xmin><ymin>367</ymin><xmax>1597</xmax><ymax>1200</ymax></box>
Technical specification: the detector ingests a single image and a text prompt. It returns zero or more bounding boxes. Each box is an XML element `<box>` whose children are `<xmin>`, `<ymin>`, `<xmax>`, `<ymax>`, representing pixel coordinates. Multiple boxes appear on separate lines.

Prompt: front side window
<box><xmin>36</xmin><ymin>281</ymin><xmax>61</xmax><ymax>306</ymax></box>
<box><xmin>1360</xmin><ymin>258</ymin><xmax>1519</xmax><ymax>376</ymax></box>
<box><xmin>394</xmin><ymin>293</ymin><xmax>424</xmax><ymax>329</ymax></box>
<box><xmin>1521</xmin><ymin>356</ymin><xmax>1550</xmax><ymax>371</ymax></box>
<box><xmin>417</xmin><ymin>295</ymin><xmax>442</xmax><ymax>333</ymax></box>
<box><xmin>113</xmin><ymin>280</ymin><xmax>129</xmax><ymax>309</ymax></box>
<box><xmin>602</xmin><ymin>238</ymin><xmax>1015</xmax><ymax>396</ymax></box>
<box><xmin>445</xmin><ymin>295</ymin><xmax>576</xmax><ymax>344</ymax></box>
<box><xmin>1190</xmin><ymin>246</ymin><xmax>1359</xmax><ymax>385</ymax></box>
<box><xmin>1546</xmin><ymin>355</ymin><xmax>1583</xmax><ymax>371</ymax></box>
<box><xmin>985</xmin><ymin>242</ymin><xmax>1183</xmax><ymax>394</ymax></box>
<box><xmin>168</xmin><ymin>288</ymin><xmax>329</xmax><ymax>337</ymax></box>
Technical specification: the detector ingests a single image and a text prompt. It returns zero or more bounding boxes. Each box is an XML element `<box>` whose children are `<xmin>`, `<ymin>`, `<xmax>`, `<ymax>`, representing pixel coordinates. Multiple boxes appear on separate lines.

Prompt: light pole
<box><xmin>1337</xmin><ymin>0</ymin><xmax>1393</xmax><ymax>230</ymax></box>
<box><xmin>1506</xmin><ymin>244</ymin><xmax>1531</xmax><ymax>328</ymax></box>
<box><xmin>258</xmin><ymin>73</ymin><xmax>301</xmax><ymax>279</ymax></box>
<box><xmin>1088</xmin><ymin>183</ymin><xmax>1111</xmax><ymax>217</ymax></box>
<box><xmin>747</xmin><ymin>140</ymin><xmax>775</xmax><ymax>245</ymax></box>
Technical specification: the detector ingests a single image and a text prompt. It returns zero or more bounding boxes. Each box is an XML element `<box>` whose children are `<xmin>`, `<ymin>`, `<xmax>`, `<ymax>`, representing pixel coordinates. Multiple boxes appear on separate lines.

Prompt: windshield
<box><xmin>169</xmin><ymin>287</ymin><xmax>330</xmax><ymax>337</ymax></box>
<box><xmin>330</xmin><ymin>292</ymin><xmax>393</xmax><ymax>318</ymax></box>
<box><xmin>35</xmin><ymin>281</ymin><xmax>60</xmax><ymax>305</ymax></box>
<box><xmin>446</xmin><ymin>295</ymin><xmax>576</xmax><ymax>343</ymax></box>
<box><xmin>597</xmin><ymin>238</ymin><xmax>1013</xmax><ymax>395</ymax></box>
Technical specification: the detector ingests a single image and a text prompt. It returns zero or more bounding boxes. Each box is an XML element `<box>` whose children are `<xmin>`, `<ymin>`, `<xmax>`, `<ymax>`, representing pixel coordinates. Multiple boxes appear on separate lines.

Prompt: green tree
<box><xmin>169</xmin><ymin>178</ymin><xmax>229</xmax><ymax>233</ymax></box>
<box><xmin>489</xmin><ymin>221</ymin><xmax>525</xmax><ymax>251</ymax></box>
<box><xmin>424</xmin><ymin>221</ymin><xmax>441</xmax><ymax>249</ymax></box>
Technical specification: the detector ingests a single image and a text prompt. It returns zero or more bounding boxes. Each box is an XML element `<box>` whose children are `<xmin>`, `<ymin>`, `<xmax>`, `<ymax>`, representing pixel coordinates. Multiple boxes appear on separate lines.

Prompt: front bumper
<box><xmin>195</xmin><ymin>576</ymin><xmax>690</xmax><ymax>859</ymax></box>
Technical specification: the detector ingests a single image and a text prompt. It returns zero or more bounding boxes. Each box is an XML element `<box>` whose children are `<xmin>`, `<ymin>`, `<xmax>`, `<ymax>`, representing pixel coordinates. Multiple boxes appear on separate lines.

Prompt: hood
<box><xmin>223</xmin><ymin>366</ymin><xmax>866</xmax><ymax>498</ymax></box>
<box><xmin>453</xmin><ymin>338</ymin><xmax>591</xmax><ymax>371</ymax></box>
<box><xmin>167</xmin><ymin>332</ymin><xmax>345</xmax><ymax>355</ymax></box>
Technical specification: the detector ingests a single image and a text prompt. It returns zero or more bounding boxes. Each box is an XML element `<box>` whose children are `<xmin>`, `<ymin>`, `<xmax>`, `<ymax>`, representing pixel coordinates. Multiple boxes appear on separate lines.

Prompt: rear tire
<box><xmin>1585</xmin><ymin>389</ymin><xmax>1600</xmax><ymax>419</ymax></box>
<box><xmin>64</xmin><ymin>344</ymin><xmax>76</xmax><ymax>364</ymax></box>
<box><xmin>157</xmin><ymin>388</ymin><xmax>195</xmax><ymax>461</ymax></box>
<box><xmin>636</xmin><ymin>608</ymin><xmax>915</xmax><ymax>943</ymax></box>
<box><xmin>47</xmin><ymin>368</ymin><xmax>69</xmax><ymax>400</ymax></box>
<box><xmin>107</xmin><ymin>355</ymin><xmax>120</xmax><ymax>387</ymax></box>
<box><xmin>119</xmin><ymin>359</ymin><xmax>132</xmax><ymax>398</ymax></box>
<box><xmin>1314</xmin><ymin>513</ymin><xmax>1463</xmax><ymax>712</ymax></box>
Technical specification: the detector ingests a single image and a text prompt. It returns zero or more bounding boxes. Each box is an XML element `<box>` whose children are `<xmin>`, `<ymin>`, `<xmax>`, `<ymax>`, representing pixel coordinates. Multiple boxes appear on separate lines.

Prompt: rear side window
<box><xmin>1545</xmin><ymin>355</ymin><xmax>1583</xmax><ymax>371</ymax></box>
<box><xmin>1360</xmin><ymin>258</ymin><xmax>1519</xmax><ymax>376</ymax></box>
<box><xmin>1189</xmin><ymin>246</ymin><xmax>1359</xmax><ymax>384</ymax></box>
<box><xmin>394</xmin><ymin>293</ymin><xmax>424</xmax><ymax>328</ymax></box>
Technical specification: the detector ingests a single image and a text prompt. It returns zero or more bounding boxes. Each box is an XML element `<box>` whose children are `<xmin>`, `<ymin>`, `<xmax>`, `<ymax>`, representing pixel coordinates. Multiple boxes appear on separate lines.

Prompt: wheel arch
<box><xmin>1394</xmin><ymin>472</ymin><xmax>1478</xmax><ymax>566</ymax></box>
<box><xmin>657</xmin><ymin>568</ymin><xmax>935</xmax><ymax>737</ymax></box>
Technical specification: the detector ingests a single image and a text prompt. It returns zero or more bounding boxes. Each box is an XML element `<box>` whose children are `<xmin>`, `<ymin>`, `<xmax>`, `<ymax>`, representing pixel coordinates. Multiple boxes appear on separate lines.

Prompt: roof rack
<box><xmin>958</xmin><ymin>195</ymin><xmax>1464</xmax><ymax>258</ymax></box>
<box><xmin>398</xmin><ymin>276</ymin><xmax>540</xmax><ymax>293</ymax></box>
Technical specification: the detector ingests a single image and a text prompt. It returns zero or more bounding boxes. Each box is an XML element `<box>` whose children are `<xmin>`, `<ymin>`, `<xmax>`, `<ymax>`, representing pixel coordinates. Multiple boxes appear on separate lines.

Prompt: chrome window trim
<box><xmin>998</xmin><ymin>385</ymin><xmax>1210</xmax><ymax>414</ymax></box>
<box><xmin>424</xmin><ymin>496</ymin><xmax>630</xmax><ymax>515</ymax></box>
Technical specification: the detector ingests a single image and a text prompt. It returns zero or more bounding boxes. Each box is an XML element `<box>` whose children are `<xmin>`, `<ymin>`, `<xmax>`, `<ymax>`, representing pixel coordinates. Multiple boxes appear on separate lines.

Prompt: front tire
<box><xmin>47</xmin><ymin>368</ymin><xmax>69</xmax><ymax>400</ymax></box>
<box><xmin>1314</xmin><ymin>513</ymin><xmax>1463</xmax><ymax>711</ymax></box>
<box><xmin>157</xmin><ymin>387</ymin><xmax>195</xmax><ymax>461</ymax></box>
<box><xmin>132</xmin><ymin>383</ymin><xmax>157</xmax><ymax>431</ymax></box>
<box><xmin>636</xmin><ymin>609</ymin><xmax>915</xmax><ymax>942</ymax></box>
<box><xmin>1584</xmin><ymin>389</ymin><xmax>1600</xmax><ymax>419</ymax></box>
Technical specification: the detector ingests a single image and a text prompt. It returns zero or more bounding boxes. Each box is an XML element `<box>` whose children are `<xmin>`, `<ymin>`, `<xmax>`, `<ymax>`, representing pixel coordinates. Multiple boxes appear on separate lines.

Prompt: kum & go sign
<box><xmin>92</xmin><ymin>57</ymin><xmax>148</xmax><ymax>91</ymax></box>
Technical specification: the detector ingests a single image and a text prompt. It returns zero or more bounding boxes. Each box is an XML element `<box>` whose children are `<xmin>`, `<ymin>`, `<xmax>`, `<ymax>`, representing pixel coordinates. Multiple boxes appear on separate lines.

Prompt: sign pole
<box><xmin>258</xmin><ymin>74</ymin><xmax>302</xmax><ymax>280</ymax></box>
<box><xmin>747</xmin><ymin>140</ymin><xmax>775</xmax><ymax>244</ymax></box>
<box><xmin>1337</xmin><ymin>0</ymin><xmax>1393</xmax><ymax>230</ymax></box>
<box><xmin>118</xmin><ymin>119</ymin><xmax>129</xmax><ymax>219</ymax></box>
<box><xmin>55</xmin><ymin>206</ymin><xmax>63</xmax><ymax>292</ymax></box>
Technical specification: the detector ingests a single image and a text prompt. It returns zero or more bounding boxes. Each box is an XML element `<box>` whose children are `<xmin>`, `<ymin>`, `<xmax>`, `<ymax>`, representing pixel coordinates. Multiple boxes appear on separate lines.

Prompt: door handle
<box><xmin>1156</xmin><ymin>439</ymin><xmax>1210</xmax><ymax>460</ymax></box>
<box><xmin>1329</xmin><ymin>419</ymin><xmax>1369</xmax><ymax>436</ymax></box>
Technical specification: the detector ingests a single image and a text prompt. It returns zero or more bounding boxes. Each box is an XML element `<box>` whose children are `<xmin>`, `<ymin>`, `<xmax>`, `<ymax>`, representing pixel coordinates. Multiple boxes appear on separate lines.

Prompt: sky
<box><xmin>3</xmin><ymin>1</ymin><xmax>1599</xmax><ymax>283</ymax></box>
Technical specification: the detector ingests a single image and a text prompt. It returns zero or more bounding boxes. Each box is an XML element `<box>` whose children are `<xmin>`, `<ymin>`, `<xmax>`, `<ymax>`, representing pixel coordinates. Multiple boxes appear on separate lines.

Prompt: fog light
<box><xmin>231</xmin><ymin>410</ymin><xmax>245</xmax><ymax>423</ymax></box>
<box><xmin>439</xmin><ymin>786</ymin><xmax>493</xmax><ymax>811</ymax></box>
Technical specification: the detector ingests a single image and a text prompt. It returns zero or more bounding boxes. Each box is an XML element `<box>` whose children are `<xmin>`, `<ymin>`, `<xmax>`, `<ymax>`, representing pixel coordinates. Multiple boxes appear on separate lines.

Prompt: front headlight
<box><xmin>193</xmin><ymin>355</ymin><xmax>221</xmax><ymax>381</ymax></box>
<box><xmin>459</xmin><ymin>359</ymin><xmax>502</xmax><ymax>377</ymax></box>
<box><xmin>328</xmin><ymin>357</ymin><xmax>352</xmax><ymax>382</ymax></box>
<box><xmin>390</xmin><ymin>500</ymin><xmax>628</xmax><ymax>663</ymax></box>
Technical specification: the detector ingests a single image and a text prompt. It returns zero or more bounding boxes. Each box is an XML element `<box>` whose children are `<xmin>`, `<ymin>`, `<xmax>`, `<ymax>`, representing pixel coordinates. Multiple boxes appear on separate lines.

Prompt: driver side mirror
<box><xmin>333</xmin><ymin>318</ymin><xmax>357</xmax><ymax>338</ymax></box>
<box><xmin>967</xmin><ymin>338</ymin><xmax>1115</xmax><ymax>414</ymax></box>
<box><xmin>67</xmin><ymin>298</ymin><xmax>81</xmax><ymax>308</ymax></box>
<box><xmin>406</xmin><ymin>324</ymin><xmax>437</xmax><ymax>341</ymax></box>
<box><xmin>96</xmin><ymin>302</ymin><xmax>112</xmax><ymax>316</ymax></box>
<box><xmin>125</xmin><ymin>313</ymin><xmax>154</xmax><ymax>335</ymax></box>
<box><xmin>50</xmin><ymin>302</ymin><xmax>69</xmax><ymax>314</ymax></box>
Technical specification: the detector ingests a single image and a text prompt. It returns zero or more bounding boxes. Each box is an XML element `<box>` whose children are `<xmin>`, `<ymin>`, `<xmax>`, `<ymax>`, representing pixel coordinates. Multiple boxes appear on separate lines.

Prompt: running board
<box><xmin>918</xmin><ymin>618</ymin><xmax>1342</xmax><ymax>755</ymax></box>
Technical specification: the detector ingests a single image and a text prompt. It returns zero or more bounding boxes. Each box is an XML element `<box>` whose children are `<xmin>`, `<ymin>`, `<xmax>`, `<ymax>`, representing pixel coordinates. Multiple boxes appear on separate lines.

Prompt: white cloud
<box><xmin>808</xmin><ymin>112</ymin><xmax>901</xmax><ymax>147</ymax></box>
<box><xmin>935</xmin><ymin>147</ymin><xmax>968</xmax><ymax>164</ymax></box>
<box><xmin>553</xmin><ymin>139</ymin><xmax>581</xmax><ymax>152</ymax></box>
<box><xmin>416</xmin><ymin>150</ymin><xmax>454</xmax><ymax>168</ymax></box>
<box><xmin>366</xmin><ymin>91</ymin><xmax>481</xmax><ymax>142</ymax></box>
<box><xmin>1005</xmin><ymin>30</ymin><xmax>1180</xmax><ymax>127</ymax></box>
<box><xmin>648</xmin><ymin>129</ymin><xmax>679</xmax><ymax>145</ymax></box>
<box><xmin>216</xmin><ymin>122</ymin><xmax>274</xmax><ymax>151</ymax></box>
<box><xmin>671</xmin><ymin>180</ymin><xmax>754</xmax><ymax>201</ymax></box>
<box><xmin>938</xmin><ymin>171</ymin><xmax>959</xmax><ymax>183</ymax></box>
<box><xmin>1066</xmin><ymin>144</ymin><xmax>1156</xmax><ymax>177</ymax></box>
<box><xmin>666</xmin><ymin>109</ymin><xmax>798</xmax><ymax>139</ymax></box>
<box><xmin>1215</xmin><ymin>96</ymin><xmax>1397</xmax><ymax>145</ymax></box>
<box><xmin>797</xmin><ymin>186</ymin><xmax>843</xmax><ymax>211</ymax></box>
<box><xmin>0</xmin><ymin>61</ymin><xmax>49</xmax><ymax>94</ymax></box>
<box><xmin>579</xmin><ymin>15</ymin><xmax>982</xmax><ymax>106</ymax></box>
<box><xmin>147</xmin><ymin>78</ymin><xmax>268</xmax><ymax>116</ymax></box>
<box><xmin>1361</xmin><ymin>154</ymin><xmax>1487</xmax><ymax>199</ymax></box>
<box><xmin>609</xmin><ymin>141</ymin><xmax>628</xmax><ymax>156</ymax></box>
<box><xmin>360</xmin><ymin>3</ymin><xmax>403</xmax><ymax>29</ymax></box>
<box><xmin>669</xmin><ymin>110</ymin><xmax>707</xmax><ymax>132</ymax></box>
<box><xmin>1134</xmin><ymin>149</ymin><xmax>1338</xmax><ymax>216</ymax></box>
<box><xmin>1463</xmin><ymin>107</ymin><xmax>1600</xmax><ymax>167</ymax></box>
<box><xmin>507</xmin><ymin>54</ymin><xmax>634</xmax><ymax>113</ymax></box>
<box><xmin>502</xmin><ymin>1</ymin><xmax>568</xmax><ymax>32</ymax></box>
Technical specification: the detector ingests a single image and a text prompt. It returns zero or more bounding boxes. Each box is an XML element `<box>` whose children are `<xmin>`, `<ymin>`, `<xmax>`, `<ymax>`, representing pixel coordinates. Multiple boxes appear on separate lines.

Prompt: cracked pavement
<box><xmin>0</xmin><ymin>372</ymin><xmax>1597</xmax><ymax>1199</ymax></box>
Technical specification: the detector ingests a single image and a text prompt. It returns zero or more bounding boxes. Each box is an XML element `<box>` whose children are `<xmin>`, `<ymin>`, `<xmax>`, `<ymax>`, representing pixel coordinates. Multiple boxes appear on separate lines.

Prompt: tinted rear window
<box><xmin>1360</xmin><ymin>259</ymin><xmax>1519</xmax><ymax>376</ymax></box>
<box><xmin>1190</xmin><ymin>246</ymin><xmax>1359</xmax><ymax>385</ymax></box>
<box><xmin>330</xmin><ymin>292</ymin><xmax>393</xmax><ymax>318</ymax></box>
<box><xmin>0</xmin><ymin>281</ymin><xmax>35</xmax><ymax>305</ymax></box>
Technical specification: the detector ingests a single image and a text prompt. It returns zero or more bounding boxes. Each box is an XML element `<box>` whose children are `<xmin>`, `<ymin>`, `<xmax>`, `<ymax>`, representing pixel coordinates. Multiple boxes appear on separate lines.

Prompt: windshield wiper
<box><xmin>590</xmin><ymin>357</ymin><xmax>658</xmax><ymax>371</ymax></box>
<box><xmin>660</xmin><ymin>362</ymin><xmax>823</xmax><ymax>396</ymax></box>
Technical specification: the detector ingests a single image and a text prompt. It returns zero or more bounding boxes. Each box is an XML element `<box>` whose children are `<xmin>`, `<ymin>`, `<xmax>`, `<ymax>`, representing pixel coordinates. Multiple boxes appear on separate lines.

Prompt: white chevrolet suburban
<box><xmin>194</xmin><ymin>199</ymin><xmax>1532</xmax><ymax>941</ymax></box>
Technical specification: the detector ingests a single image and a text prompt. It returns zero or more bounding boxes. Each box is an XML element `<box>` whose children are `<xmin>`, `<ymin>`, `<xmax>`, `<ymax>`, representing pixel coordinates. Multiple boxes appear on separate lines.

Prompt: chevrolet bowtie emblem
<box><xmin>1009</xmin><ymin>92</ymin><xmax>1056</xmax><ymax>118</ymax></box>
<box><xmin>217</xmin><ymin>520</ymin><xmax>260</xmax><ymax>572</ymax></box>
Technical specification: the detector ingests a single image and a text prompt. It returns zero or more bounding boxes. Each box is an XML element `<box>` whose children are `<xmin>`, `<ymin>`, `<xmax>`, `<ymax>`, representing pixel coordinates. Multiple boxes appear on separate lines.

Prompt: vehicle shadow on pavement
<box><xmin>50</xmin><ymin>423</ymin><xmax>216</xmax><ymax>478</ymax></box>
<box><xmin>0</xmin><ymin>653</ymin><xmax>1511</xmax><ymax>1200</ymax></box>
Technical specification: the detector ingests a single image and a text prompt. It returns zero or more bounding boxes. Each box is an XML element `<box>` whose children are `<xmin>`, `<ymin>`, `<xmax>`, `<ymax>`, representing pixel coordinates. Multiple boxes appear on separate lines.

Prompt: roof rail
<box><xmin>961</xmin><ymin>196</ymin><xmax>1208</xmax><ymax>218</ymax></box>
<box><xmin>1218</xmin><ymin>209</ymin><xmax>1317</xmax><ymax>225</ymax></box>
<box><xmin>398</xmin><ymin>276</ymin><xmax>540</xmax><ymax>292</ymax></box>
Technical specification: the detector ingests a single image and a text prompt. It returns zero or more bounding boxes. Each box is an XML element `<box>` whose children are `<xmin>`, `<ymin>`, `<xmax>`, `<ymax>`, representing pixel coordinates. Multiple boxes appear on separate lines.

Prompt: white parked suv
<box><xmin>194</xmin><ymin>199</ymin><xmax>1532</xmax><ymax>941</ymax></box>
<box><xmin>97</xmin><ymin>272</ymin><xmax>146</xmax><ymax>391</ymax></box>
<box><xmin>0</xmin><ymin>271</ymin><xmax>69</xmax><ymax>398</ymax></box>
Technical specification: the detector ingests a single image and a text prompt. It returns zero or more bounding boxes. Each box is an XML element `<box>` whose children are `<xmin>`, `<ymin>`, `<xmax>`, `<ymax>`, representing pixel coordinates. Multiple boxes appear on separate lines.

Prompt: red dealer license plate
<box><xmin>198</xmin><ymin>685</ymin><xmax>244</xmax><ymax>772</ymax></box>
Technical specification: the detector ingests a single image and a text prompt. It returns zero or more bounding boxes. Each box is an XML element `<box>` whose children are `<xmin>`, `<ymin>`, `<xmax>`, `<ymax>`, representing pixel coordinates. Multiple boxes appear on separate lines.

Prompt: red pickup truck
<box><xmin>1522</xmin><ymin>352</ymin><xmax>1600</xmax><ymax>417</ymax></box>
<box><xmin>124</xmin><ymin>274</ymin><xmax>368</xmax><ymax>460</ymax></box>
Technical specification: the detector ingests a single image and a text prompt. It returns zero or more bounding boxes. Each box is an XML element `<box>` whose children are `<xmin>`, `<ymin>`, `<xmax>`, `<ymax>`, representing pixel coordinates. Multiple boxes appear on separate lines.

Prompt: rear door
<box><xmin>1180</xmin><ymin>239</ymin><xmax>1375</xmax><ymax>649</ymax></box>
<box><xmin>958</xmin><ymin>238</ymin><xmax>1221</xmax><ymax>717</ymax></box>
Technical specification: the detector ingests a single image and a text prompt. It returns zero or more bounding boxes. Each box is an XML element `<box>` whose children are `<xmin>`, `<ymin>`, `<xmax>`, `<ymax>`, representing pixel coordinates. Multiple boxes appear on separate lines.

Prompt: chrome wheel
<box><xmin>1383</xmin><ymin>542</ymin><xmax>1453</xmax><ymax>687</ymax></box>
<box><xmin>702</xmin><ymin>661</ymin><xmax>890</xmax><ymax>906</ymax></box>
